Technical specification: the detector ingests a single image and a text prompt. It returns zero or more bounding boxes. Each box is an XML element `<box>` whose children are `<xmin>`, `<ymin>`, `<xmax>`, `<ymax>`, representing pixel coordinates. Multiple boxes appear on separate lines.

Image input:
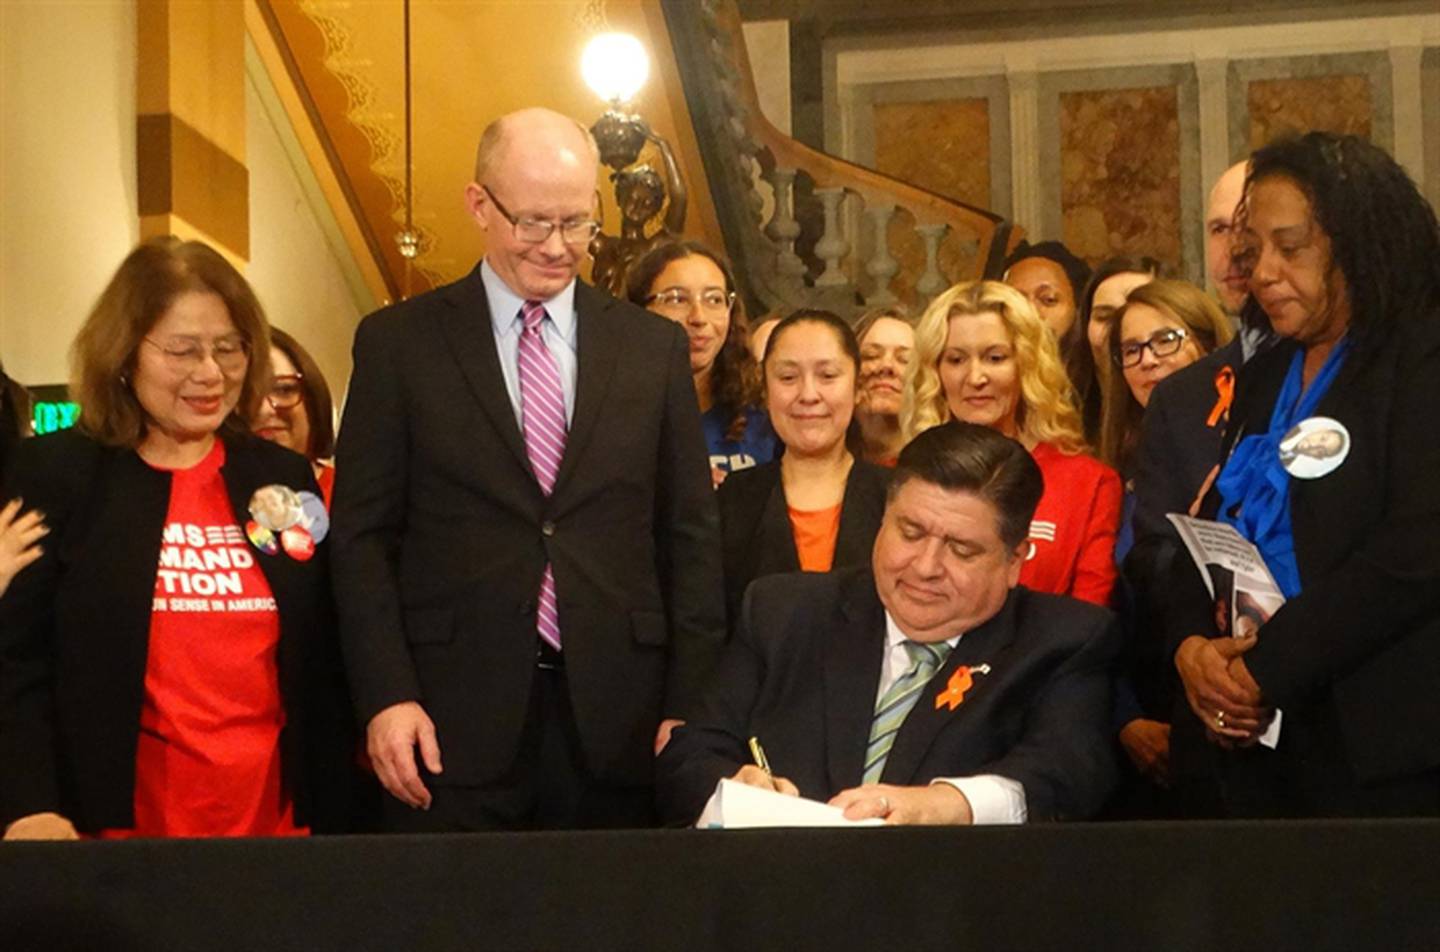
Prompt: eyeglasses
<box><xmin>143</xmin><ymin>334</ymin><xmax>250</xmax><ymax>373</ymax></box>
<box><xmin>266</xmin><ymin>373</ymin><xmax>305</xmax><ymax>410</ymax></box>
<box><xmin>1116</xmin><ymin>327</ymin><xmax>1189</xmax><ymax>368</ymax></box>
<box><xmin>646</xmin><ymin>288</ymin><xmax>736</xmax><ymax>314</ymax></box>
<box><xmin>482</xmin><ymin>185</ymin><xmax>600</xmax><ymax>245</ymax></box>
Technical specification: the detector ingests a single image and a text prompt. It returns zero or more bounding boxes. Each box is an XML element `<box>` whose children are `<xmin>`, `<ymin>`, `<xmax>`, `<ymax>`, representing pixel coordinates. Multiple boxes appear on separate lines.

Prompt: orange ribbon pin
<box><xmin>1206</xmin><ymin>366</ymin><xmax>1235</xmax><ymax>428</ymax></box>
<box><xmin>935</xmin><ymin>664</ymin><xmax>991</xmax><ymax>711</ymax></box>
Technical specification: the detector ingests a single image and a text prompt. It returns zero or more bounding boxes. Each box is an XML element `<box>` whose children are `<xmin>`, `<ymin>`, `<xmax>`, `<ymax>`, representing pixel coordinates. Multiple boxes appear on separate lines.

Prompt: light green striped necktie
<box><xmin>862</xmin><ymin>640</ymin><xmax>953</xmax><ymax>785</ymax></box>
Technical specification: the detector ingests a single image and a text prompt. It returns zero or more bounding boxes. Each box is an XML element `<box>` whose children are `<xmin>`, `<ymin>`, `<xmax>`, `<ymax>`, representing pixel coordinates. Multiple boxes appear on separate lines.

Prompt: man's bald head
<box><xmin>463</xmin><ymin>108</ymin><xmax>601</xmax><ymax>301</ymax></box>
<box><xmin>1205</xmin><ymin>160</ymin><xmax>1250</xmax><ymax>314</ymax></box>
<box><xmin>473</xmin><ymin>108</ymin><xmax>599</xmax><ymax>184</ymax></box>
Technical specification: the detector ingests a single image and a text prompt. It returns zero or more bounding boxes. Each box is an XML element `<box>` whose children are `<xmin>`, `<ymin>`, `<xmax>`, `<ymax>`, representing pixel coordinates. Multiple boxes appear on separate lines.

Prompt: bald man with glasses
<box><xmin>332</xmin><ymin>107</ymin><xmax>724</xmax><ymax>831</ymax></box>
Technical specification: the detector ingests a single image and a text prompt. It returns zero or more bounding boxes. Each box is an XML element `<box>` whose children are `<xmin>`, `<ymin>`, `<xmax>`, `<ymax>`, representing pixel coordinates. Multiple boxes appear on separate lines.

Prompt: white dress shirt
<box><xmin>480</xmin><ymin>259</ymin><xmax>579</xmax><ymax>427</ymax></box>
<box><xmin>879</xmin><ymin>611</ymin><xmax>1028</xmax><ymax>825</ymax></box>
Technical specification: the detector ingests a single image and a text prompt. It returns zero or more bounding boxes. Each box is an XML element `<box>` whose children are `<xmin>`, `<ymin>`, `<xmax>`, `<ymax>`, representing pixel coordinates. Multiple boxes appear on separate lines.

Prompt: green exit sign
<box><xmin>28</xmin><ymin>385</ymin><xmax>79</xmax><ymax>436</ymax></box>
<box><xmin>33</xmin><ymin>401</ymin><xmax>80</xmax><ymax>435</ymax></box>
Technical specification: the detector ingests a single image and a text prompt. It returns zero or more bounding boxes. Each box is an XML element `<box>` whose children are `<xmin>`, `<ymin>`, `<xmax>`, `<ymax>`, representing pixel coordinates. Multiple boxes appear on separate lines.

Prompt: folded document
<box><xmin>696</xmin><ymin>778</ymin><xmax>886</xmax><ymax>829</ymax></box>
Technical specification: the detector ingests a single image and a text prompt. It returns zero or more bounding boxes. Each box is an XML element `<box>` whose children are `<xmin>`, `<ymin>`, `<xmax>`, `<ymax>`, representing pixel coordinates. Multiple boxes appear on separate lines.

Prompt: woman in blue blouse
<box><xmin>1169</xmin><ymin>132</ymin><xmax>1440</xmax><ymax>818</ymax></box>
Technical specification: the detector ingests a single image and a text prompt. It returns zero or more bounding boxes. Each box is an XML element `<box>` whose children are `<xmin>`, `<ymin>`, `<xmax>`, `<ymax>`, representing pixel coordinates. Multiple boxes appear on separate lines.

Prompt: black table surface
<box><xmin>3</xmin><ymin>820</ymin><xmax>1438</xmax><ymax>951</ymax></box>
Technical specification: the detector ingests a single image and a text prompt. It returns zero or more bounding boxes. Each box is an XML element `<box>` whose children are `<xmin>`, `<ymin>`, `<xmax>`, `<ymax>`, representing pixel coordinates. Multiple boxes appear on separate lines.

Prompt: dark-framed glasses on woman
<box><xmin>1117</xmin><ymin>327</ymin><xmax>1189</xmax><ymax>368</ymax></box>
<box><xmin>266</xmin><ymin>374</ymin><xmax>305</xmax><ymax>410</ymax></box>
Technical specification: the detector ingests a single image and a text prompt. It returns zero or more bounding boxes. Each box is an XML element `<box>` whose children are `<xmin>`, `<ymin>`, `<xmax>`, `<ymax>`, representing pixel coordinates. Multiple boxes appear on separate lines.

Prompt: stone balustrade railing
<box><xmin>663</xmin><ymin>0</ymin><xmax>1023</xmax><ymax>322</ymax></box>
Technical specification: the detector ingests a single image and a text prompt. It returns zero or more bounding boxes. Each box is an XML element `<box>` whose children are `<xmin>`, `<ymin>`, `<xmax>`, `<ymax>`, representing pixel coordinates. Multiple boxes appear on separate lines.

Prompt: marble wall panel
<box><xmin>1247</xmin><ymin>74</ymin><xmax>1373</xmax><ymax>149</ymax></box>
<box><xmin>872</xmin><ymin>98</ymin><xmax>991</xmax><ymax>208</ymax></box>
<box><xmin>1058</xmin><ymin>86</ymin><xmax>1182</xmax><ymax>268</ymax></box>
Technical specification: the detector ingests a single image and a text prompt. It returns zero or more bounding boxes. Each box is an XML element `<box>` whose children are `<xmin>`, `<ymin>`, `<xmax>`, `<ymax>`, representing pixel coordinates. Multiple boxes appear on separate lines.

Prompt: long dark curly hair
<box><xmin>624</xmin><ymin>240</ymin><xmax>761</xmax><ymax>440</ymax></box>
<box><xmin>1235</xmin><ymin>132</ymin><xmax>1440</xmax><ymax>356</ymax></box>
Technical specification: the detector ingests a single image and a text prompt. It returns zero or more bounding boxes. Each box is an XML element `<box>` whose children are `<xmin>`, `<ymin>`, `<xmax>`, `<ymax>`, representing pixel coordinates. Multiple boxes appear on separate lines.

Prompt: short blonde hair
<box><xmin>902</xmin><ymin>280</ymin><xmax>1087</xmax><ymax>454</ymax></box>
<box><xmin>71</xmin><ymin>238</ymin><xmax>271</xmax><ymax>448</ymax></box>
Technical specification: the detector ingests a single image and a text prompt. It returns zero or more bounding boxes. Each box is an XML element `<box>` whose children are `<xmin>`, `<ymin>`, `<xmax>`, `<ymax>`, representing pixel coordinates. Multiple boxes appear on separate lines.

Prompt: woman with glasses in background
<box><xmin>627</xmin><ymin>240</ymin><xmax>776</xmax><ymax>486</ymax></box>
<box><xmin>1097</xmin><ymin>279</ymin><xmax>1232</xmax><ymax>810</ymax></box>
<box><xmin>1100</xmin><ymin>279</ymin><xmax>1234</xmax><ymax>560</ymax></box>
<box><xmin>253</xmin><ymin>327</ymin><xmax>338</xmax><ymax>506</ymax></box>
<box><xmin>0</xmin><ymin>238</ymin><xmax>355</xmax><ymax>840</ymax></box>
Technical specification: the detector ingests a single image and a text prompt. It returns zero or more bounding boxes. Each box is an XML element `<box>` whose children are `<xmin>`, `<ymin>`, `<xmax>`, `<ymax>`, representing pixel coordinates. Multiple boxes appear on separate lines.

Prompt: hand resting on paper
<box><xmin>828</xmin><ymin>782</ymin><xmax>974</xmax><ymax>826</ymax></box>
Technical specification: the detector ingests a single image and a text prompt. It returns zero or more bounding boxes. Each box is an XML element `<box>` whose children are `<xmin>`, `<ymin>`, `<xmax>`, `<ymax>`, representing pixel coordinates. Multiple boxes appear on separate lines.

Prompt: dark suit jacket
<box><xmin>1119</xmin><ymin>339</ymin><xmax>1242</xmax><ymax>721</ymax></box>
<box><xmin>657</xmin><ymin>568</ymin><xmax>1119</xmax><ymax>825</ymax></box>
<box><xmin>1129</xmin><ymin>338</ymin><xmax>1242</xmax><ymax>546</ymax></box>
<box><xmin>331</xmin><ymin>268</ymin><xmax>725</xmax><ymax>787</ymax></box>
<box><xmin>716</xmin><ymin>459</ymin><xmax>888</xmax><ymax>630</ymax></box>
<box><xmin>0</xmin><ymin>429</ymin><xmax>354</xmax><ymax>832</ymax></box>
<box><xmin>1167</xmin><ymin>314</ymin><xmax>1440</xmax><ymax>787</ymax></box>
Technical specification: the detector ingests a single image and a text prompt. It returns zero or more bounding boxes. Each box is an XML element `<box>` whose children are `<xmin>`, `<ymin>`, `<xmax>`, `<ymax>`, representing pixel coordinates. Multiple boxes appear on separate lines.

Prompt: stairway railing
<box><xmin>662</xmin><ymin>0</ymin><xmax>1023</xmax><ymax>321</ymax></box>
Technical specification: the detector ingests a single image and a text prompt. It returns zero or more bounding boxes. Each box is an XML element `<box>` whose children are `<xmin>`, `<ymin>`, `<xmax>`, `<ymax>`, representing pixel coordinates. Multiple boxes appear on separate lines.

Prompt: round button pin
<box><xmin>250</xmin><ymin>484</ymin><xmax>303</xmax><ymax>532</ymax></box>
<box><xmin>1278</xmin><ymin>416</ymin><xmax>1350</xmax><ymax>480</ymax></box>
<box><xmin>246</xmin><ymin>520</ymin><xmax>279</xmax><ymax>556</ymax></box>
<box><xmin>297</xmin><ymin>490</ymin><xmax>330</xmax><ymax>544</ymax></box>
<box><xmin>281</xmin><ymin>525</ymin><xmax>316</xmax><ymax>562</ymax></box>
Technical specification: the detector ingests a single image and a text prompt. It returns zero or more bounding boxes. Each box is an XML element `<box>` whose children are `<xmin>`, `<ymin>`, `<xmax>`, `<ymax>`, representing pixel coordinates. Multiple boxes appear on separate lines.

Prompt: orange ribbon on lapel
<box><xmin>1206</xmin><ymin>366</ymin><xmax>1235</xmax><ymax>428</ymax></box>
<box><xmin>934</xmin><ymin>664</ymin><xmax>991</xmax><ymax>711</ymax></box>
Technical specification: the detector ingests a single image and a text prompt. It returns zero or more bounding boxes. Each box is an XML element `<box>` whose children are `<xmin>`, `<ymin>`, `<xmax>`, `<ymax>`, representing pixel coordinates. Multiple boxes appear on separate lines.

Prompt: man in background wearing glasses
<box><xmin>331</xmin><ymin>107</ymin><xmax>724</xmax><ymax>831</ymax></box>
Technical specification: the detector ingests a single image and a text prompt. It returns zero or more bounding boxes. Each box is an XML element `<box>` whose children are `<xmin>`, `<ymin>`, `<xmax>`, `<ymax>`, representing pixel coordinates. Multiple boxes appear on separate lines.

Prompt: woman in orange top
<box><xmin>716</xmin><ymin>310</ymin><xmax>889</xmax><ymax>631</ymax></box>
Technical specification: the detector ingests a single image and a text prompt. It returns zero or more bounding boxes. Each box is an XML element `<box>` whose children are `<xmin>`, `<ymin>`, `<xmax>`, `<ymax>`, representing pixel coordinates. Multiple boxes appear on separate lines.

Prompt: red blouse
<box><xmin>1019</xmin><ymin>442</ymin><xmax>1122</xmax><ymax>607</ymax></box>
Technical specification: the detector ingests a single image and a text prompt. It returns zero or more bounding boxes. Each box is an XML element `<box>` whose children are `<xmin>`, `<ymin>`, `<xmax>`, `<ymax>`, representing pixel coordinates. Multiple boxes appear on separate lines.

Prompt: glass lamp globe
<box><xmin>581</xmin><ymin>33</ymin><xmax>649</xmax><ymax>104</ymax></box>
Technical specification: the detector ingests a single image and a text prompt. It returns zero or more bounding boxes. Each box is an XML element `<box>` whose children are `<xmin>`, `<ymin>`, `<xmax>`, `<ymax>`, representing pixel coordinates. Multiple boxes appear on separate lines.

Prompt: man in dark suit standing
<box><xmin>658</xmin><ymin>422</ymin><xmax>1118</xmax><ymax>826</ymax></box>
<box><xmin>331</xmin><ymin>108</ymin><xmax>724</xmax><ymax>830</ymax></box>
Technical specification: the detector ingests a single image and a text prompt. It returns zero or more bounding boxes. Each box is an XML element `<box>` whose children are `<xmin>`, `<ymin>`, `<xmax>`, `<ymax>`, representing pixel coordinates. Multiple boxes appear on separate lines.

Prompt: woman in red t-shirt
<box><xmin>903</xmin><ymin>281</ymin><xmax>1121</xmax><ymax>606</ymax></box>
<box><xmin>0</xmin><ymin>238</ymin><xmax>354</xmax><ymax>840</ymax></box>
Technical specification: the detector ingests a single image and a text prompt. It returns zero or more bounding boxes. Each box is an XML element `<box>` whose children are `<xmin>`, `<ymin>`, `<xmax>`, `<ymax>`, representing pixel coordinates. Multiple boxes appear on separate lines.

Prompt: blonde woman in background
<box><xmin>903</xmin><ymin>281</ymin><xmax>1121</xmax><ymax>606</ymax></box>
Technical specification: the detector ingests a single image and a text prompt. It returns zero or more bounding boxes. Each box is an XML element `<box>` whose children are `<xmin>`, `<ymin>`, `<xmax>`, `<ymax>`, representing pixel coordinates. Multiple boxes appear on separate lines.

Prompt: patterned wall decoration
<box><xmin>872</xmin><ymin>99</ymin><xmax>991</xmax><ymax>208</ymax></box>
<box><xmin>1057</xmin><ymin>86</ymin><xmax>1182</xmax><ymax>268</ymax></box>
<box><xmin>1247</xmin><ymin>74</ymin><xmax>1372</xmax><ymax>149</ymax></box>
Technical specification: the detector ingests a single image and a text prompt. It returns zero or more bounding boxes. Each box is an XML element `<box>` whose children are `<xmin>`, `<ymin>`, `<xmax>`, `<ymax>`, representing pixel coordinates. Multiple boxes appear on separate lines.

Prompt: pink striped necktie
<box><xmin>517</xmin><ymin>300</ymin><xmax>567</xmax><ymax>651</ymax></box>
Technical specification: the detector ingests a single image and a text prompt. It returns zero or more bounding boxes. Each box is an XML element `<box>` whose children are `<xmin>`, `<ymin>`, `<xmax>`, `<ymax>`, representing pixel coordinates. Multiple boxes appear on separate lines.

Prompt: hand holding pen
<box><xmin>731</xmin><ymin>735</ymin><xmax>799</xmax><ymax>797</ymax></box>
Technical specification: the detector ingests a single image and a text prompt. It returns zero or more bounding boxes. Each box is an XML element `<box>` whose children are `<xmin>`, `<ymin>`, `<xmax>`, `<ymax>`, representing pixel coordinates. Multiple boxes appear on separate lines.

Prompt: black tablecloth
<box><xmin>3</xmin><ymin>821</ymin><xmax>1438</xmax><ymax>951</ymax></box>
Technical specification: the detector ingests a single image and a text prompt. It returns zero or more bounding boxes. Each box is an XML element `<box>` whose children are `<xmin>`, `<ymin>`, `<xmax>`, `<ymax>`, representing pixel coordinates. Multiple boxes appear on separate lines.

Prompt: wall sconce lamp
<box><xmin>582</xmin><ymin>32</ymin><xmax>687</xmax><ymax>294</ymax></box>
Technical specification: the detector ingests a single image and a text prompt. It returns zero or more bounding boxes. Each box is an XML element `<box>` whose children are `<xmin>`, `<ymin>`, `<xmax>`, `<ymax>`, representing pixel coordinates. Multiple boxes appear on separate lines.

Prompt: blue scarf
<box><xmin>1215</xmin><ymin>339</ymin><xmax>1350</xmax><ymax>597</ymax></box>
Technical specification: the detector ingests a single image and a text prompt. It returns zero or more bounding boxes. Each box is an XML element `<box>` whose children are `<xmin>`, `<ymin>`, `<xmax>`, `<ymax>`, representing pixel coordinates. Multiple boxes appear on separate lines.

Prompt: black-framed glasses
<box><xmin>266</xmin><ymin>373</ymin><xmax>305</xmax><ymax>410</ymax></box>
<box><xmin>143</xmin><ymin>334</ymin><xmax>250</xmax><ymax>373</ymax></box>
<box><xmin>482</xmin><ymin>185</ymin><xmax>600</xmax><ymax>245</ymax></box>
<box><xmin>1116</xmin><ymin>327</ymin><xmax>1189</xmax><ymax>368</ymax></box>
<box><xmin>645</xmin><ymin>288</ymin><xmax>736</xmax><ymax>314</ymax></box>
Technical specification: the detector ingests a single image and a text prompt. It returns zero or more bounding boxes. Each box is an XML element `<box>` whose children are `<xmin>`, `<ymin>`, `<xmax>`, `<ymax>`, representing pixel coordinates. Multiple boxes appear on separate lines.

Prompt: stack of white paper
<box><xmin>696</xmin><ymin>778</ymin><xmax>887</xmax><ymax>829</ymax></box>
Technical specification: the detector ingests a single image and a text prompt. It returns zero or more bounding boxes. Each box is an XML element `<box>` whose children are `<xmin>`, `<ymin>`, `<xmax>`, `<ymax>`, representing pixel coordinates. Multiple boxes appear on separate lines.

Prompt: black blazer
<box><xmin>1120</xmin><ymin>339</ymin><xmax>1242</xmax><ymax>720</ymax></box>
<box><xmin>657</xmin><ymin>568</ymin><xmax>1119</xmax><ymax>825</ymax></box>
<box><xmin>1168</xmin><ymin>314</ymin><xmax>1440</xmax><ymax>786</ymax></box>
<box><xmin>331</xmin><ymin>268</ymin><xmax>725</xmax><ymax>787</ymax></box>
<box><xmin>0</xmin><ymin>429</ymin><xmax>354</xmax><ymax>832</ymax></box>
<box><xmin>1129</xmin><ymin>338</ymin><xmax>1242</xmax><ymax>546</ymax></box>
<box><xmin>716</xmin><ymin>459</ymin><xmax>888</xmax><ymax>630</ymax></box>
